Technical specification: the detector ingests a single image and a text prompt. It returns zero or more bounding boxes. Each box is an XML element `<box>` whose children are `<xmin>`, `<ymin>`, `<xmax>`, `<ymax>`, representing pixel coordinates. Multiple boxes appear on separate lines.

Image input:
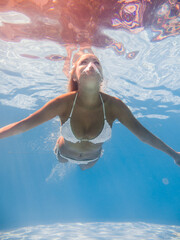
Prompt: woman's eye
<box><xmin>94</xmin><ymin>61</ymin><xmax>100</xmax><ymax>65</ymax></box>
<box><xmin>80</xmin><ymin>60</ymin><xmax>87</xmax><ymax>65</ymax></box>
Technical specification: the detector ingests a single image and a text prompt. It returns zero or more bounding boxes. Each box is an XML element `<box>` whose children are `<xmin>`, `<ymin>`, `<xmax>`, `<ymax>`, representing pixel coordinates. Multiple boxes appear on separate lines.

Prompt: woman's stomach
<box><xmin>56</xmin><ymin>136</ymin><xmax>102</xmax><ymax>160</ymax></box>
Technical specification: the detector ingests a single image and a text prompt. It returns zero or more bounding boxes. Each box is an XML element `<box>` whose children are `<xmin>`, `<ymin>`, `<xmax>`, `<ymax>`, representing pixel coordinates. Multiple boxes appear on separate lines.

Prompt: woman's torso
<box><xmin>56</xmin><ymin>91</ymin><xmax>116</xmax><ymax>160</ymax></box>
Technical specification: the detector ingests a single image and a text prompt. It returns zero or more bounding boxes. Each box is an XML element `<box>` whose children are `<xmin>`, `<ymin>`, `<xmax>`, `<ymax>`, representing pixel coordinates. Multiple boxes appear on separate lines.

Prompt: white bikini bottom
<box><xmin>54</xmin><ymin>144</ymin><xmax>103</xmax><ymax>165</ymax></box>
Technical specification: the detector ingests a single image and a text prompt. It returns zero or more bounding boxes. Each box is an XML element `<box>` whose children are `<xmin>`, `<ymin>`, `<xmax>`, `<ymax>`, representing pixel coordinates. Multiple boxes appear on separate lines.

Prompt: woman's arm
<box><xmin>0</xmin><ymin>96</ymin><xmax>64</xmax><ymax>139</ymax></box>
<box><xmin>112</xmin><ymin>97</ymin><xmax>180</xmax><ymax>166</ymax></box>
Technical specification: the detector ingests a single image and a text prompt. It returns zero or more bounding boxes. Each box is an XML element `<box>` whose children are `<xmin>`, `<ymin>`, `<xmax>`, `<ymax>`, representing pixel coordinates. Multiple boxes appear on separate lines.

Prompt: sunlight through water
<box><xmin>0</xmin><ymin>0</ymin><xmax>180</xmax><ymax>238</ymax></box>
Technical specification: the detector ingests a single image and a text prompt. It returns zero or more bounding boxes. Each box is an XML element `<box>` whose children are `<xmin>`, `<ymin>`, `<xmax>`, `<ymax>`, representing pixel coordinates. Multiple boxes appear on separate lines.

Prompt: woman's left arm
<box><xmin>112</xmin><ymin>97</ymin><xmax>180</xmax><ymax>167</ymax></box>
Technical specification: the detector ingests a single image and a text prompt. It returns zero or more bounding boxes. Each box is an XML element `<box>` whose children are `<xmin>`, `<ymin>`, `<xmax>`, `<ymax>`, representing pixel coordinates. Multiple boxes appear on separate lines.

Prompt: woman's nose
<box><xmin>86</xmin><ymin>62</ymin><xmax>97</xmax><ymax>71</ymax></box>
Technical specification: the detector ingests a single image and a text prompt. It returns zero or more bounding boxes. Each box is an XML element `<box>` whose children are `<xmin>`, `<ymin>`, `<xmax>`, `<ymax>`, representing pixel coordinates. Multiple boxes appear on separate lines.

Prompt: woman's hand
<box><xmin>173</xmin><ymin>152</ymin><xmax>180</xmax><ymax>167</ymax></box>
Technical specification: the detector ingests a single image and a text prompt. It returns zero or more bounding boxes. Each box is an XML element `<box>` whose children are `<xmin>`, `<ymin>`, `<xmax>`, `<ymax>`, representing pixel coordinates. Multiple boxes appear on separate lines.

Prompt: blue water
<box><xmin>0</xmin><ymin>6</ymin><xmax>180</xmax><ymax>240</ymax></box>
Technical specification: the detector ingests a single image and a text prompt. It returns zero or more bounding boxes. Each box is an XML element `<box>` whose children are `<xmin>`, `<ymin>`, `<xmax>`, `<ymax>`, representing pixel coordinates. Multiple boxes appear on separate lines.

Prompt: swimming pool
<box><xmin>0</xmin><ymin>1</ymin><xmax>180</xmax><ymax>239</ymax></box>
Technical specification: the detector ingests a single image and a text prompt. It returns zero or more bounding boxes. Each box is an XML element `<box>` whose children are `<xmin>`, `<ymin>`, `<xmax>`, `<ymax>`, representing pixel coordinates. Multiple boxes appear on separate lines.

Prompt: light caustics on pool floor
<box><xmin>0</xmin><ymin>222</ymin><xmax>180</xmax><ymax>240</ymax></box>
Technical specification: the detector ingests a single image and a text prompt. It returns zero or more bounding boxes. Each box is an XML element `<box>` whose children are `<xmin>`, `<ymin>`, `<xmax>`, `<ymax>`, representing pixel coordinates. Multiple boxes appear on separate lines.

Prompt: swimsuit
<box><xmin>61</xmin><ymin>91</ymin><xmax>112</xmax><ymax>143</ymax></box>
<box><xmin>54</xmin><ymin>91</ymin><xmax>111</xmax><ymax>164</ymax></box>
<box><xmin>54</xmin><ymin>144</ymin><xmax>104</xmax><ymax>165</ymax></box>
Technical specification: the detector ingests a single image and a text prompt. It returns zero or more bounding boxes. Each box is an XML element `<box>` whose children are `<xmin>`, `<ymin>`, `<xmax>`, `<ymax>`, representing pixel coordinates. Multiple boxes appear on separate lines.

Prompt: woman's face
<box><xmin>74</xmin><ymin>54</ymin><xmax>103</xmax><ymax>90</ymax></box>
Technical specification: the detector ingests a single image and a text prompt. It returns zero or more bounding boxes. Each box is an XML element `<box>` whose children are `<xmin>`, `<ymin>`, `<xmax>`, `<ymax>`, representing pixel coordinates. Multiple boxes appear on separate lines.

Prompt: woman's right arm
<box><xmin>111</xmin><ymin>97</ymin><xmax>179</xmax><ymax>164</ymax></box>
<box><xmin>0</xmin><ymin>96</ymin><xmax>64</xmax><ymax>139</ymax></box>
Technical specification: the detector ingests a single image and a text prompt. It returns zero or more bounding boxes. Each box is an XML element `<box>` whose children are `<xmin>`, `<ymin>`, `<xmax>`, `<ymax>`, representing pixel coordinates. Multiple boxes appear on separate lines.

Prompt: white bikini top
<box><xmin>60</xmin><ymin>92</ymin><xmax>112</xmax><ymax>144</ymax></box>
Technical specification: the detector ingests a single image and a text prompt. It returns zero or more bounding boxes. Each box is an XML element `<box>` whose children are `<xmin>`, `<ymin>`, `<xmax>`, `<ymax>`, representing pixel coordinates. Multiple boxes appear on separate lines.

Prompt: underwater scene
<box><xmin>0</xmin><ymin>0</ymin><xmax>180</xmax><ymax>239</ymax></box>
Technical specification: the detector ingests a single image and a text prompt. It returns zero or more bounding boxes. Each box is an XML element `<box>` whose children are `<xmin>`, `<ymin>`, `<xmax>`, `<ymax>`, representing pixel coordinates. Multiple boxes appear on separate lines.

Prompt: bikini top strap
<box><xmin>69</xmin><ymin>92</ymin><xmax>78</xmax><ymax>118</ymax></box>
<box><xmin>99</xmin><ymin>92</ymin><xmax>106</xmax><ymax>120</ymax></box>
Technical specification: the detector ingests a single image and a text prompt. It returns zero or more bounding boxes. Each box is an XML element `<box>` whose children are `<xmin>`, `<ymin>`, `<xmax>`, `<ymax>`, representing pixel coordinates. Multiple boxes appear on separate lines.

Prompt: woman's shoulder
<box><xmin>101</xmin><ymin>92</ymin><xmax>127</xmax><ymax>120</ymax></box>
<box><xmin>100</xmin><ymin>92</ymin><xmax>124</xmax><ymax>106</ymax></box>
<box><xmin>50</xmin><ymin>91</ymin><xmax>77</xmax><ymax>118</ymax></box>
<box><xmin>55</xmin><ymin>91</ymin><xmax>77</xmax><ymax>103</ymax></box>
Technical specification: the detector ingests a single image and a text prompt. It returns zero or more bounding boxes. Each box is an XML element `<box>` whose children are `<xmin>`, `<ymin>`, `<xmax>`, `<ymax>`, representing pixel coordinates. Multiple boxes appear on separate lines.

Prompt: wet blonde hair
<box><xmin>67</xmin><ymin>53</ymin><xmax>104</xmax><ymax>92</ymax></box>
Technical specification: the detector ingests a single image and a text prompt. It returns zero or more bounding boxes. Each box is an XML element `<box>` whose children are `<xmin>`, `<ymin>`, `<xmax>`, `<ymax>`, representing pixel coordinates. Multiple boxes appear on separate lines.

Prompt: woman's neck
<box><xmin>77</xmin><ymin>89</ymin><xmax>101</xmax><ymax>109</ymax></box>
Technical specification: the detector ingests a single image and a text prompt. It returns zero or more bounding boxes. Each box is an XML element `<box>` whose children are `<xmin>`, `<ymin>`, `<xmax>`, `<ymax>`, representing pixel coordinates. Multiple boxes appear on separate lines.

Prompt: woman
<box><xmin>0</xmin><ymin>53</ymin><xmax>180</xmax><ymax>170</ymax></box>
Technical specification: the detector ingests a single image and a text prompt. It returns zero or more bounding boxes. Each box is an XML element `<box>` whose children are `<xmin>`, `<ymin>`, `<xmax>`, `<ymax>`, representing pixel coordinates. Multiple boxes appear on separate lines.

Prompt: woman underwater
<box><xmin>0</xmin><ymin>53</ymin><xmax>180</xmax><ymax>170</ymax></box>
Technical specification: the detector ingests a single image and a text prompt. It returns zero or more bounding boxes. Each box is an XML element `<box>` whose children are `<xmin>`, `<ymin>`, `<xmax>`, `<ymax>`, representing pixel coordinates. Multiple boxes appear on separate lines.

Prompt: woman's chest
<box><xmin>60</xmin><ymin>100</ymin><xmax>114</xmax><ymax>129</ymax></box>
